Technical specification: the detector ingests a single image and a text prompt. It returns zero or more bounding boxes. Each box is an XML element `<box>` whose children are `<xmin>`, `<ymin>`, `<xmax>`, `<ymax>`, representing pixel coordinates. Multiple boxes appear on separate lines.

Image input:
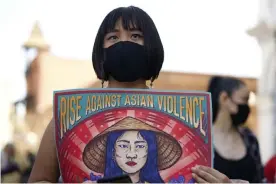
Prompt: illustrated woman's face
<box><xmin>115</xmin><ymin>131</ymin><xmax>148</xmax><ymax>174</ymax></box>
<box><xmin>103</xmin><ymin>18</ymin><xmax>144</xmax><ymax>48</ymax></box>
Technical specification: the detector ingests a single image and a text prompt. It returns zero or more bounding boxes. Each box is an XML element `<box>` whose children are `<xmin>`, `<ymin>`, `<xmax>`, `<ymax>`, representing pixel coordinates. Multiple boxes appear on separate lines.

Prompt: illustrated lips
<box><xmin>126</xmin><ymin>161</ymin><xmax>137</xmax><ymax>166</ymax></box>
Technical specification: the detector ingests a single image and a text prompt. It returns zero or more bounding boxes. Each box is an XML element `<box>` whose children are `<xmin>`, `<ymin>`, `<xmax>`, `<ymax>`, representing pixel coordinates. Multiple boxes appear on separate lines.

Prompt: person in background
<box><xmin>264</xmin><ymin>154</ymin><xmax>276</xmax><ymax>183</ymax></box>
<box><xmin>20</xmin><ymin>151</ymin><xmax>36</xmax><ymax>183</ymax></box>
<box><xmin>207</xmin><ymin>76</ymin><xmax>265</xmax><ymax>183</ymax></box>
<box><xmin>29</xmin><ymin>6</ymin><xmax>240</xmax><ymax>183</ymax></box>
<box><xmin>1</xmin><ymin>143</ymin><xmax>20</xmax><ymax>180</ymax></box>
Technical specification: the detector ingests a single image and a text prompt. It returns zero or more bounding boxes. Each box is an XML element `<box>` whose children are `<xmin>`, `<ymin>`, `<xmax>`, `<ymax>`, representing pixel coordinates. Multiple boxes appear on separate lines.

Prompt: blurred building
<box><xmin>12</xmin><ymin>22</ymin><xmax>258</xmax><ymax>152</ymax></box>
<box><xmin>247</xmin><ymin>0</ymin><xmax>276</xmax><ymax>164</ymax></box>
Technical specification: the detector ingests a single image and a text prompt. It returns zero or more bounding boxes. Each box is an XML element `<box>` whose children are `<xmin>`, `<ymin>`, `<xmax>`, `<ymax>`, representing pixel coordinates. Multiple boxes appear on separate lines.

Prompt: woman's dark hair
<box><xmin>92</xmin><ymin>6</ymin><xmax>164</xmax><ymax>81</ymax></box>
<box><xmin>207</xmin><ymin>76</ymin><xmax>245</xmax><ymax>122</ymax></box>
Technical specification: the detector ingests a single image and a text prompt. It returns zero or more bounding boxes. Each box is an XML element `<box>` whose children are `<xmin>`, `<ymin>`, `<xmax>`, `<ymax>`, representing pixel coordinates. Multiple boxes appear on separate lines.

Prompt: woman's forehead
<box><xmin>117</xmin><ymin>131</ymin><xmax>145</xmax><ymax>140</ymax></box>
<box><xmin>109</xmin><ymin>18</ymin><xmax>140</xmax><ymax>32</ymax></box>
<box><xmin>113</xmin><ymin>19</ymin><xmax>124</xmax><ymax>30</ymax></box>
<box><xmin>232</xmin><ymin>86</ymin><xmax>249</xmax><ymax>98</ymax></box>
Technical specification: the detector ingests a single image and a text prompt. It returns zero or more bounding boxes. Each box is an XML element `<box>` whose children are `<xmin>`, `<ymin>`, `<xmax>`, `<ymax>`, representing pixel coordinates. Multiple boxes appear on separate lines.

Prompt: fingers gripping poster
<box><xmin>54</xmin><ymin>89</ymin><xmax>213</xmax><ymax>183</ymax></box>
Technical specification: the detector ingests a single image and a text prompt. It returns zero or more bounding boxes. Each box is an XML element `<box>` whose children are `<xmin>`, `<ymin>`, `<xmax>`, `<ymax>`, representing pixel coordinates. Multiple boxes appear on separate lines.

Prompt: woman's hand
<box><xmin>191</xmin><ymin>165</ymin><xmax>232</xmax><ymax>183</ymax></box>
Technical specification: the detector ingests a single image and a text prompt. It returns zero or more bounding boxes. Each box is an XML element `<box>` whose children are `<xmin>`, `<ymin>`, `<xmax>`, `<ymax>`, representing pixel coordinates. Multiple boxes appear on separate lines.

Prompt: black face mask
<box><xmin>230</xmin><ymin>103</ymin><xmax>250</xmax><ymax>127</ymax></box>
<box><xmin>103</xmin><ymin>41</ymin><xmax>148</xmax><ymax>82</ymax></box>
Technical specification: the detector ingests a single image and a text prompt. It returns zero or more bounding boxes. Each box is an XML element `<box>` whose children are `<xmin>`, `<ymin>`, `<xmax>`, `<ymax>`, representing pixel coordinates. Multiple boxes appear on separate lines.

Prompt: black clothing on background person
<box><xmin>1</xmin><ymin>163</ymin><xmax>20</xmax><ymax>175</ymax></box>
<box><xmin>214</xmin><ymin>150</ymin><xmax>255</xmax><ymax>182</ymax></box>
<box><xmin>214</xmin><ymin>127</ymin><xmax>265</xmax><ymax>183</ymax></box>
<box><xmin>20</xmin><ymin>152</ymin><xmax>36</xmax><ymax>183</ymax></box>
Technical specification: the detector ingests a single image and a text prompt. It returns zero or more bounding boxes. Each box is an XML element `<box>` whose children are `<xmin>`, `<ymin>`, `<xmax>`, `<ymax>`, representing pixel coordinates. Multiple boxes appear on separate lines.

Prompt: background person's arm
<box><xmin>28</xmin><ymin>119</ymin><xmax>60</xmax><ymax>183</ymax></box>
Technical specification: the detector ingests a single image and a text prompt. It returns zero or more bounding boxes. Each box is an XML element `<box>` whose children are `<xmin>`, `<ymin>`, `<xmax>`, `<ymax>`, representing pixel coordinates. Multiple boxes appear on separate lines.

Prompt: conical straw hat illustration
<box><xmin>83</xmin><ymin>117</ymin><xmax>182</xmax><ymax>173</ymax></box>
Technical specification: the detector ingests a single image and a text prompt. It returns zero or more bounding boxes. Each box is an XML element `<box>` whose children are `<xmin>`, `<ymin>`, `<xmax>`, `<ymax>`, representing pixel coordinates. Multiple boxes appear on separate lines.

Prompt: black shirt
<box><xmin>213</xmin><ymin>128</ymin><xmax>265</xmax><ymax>183</ymax></box>
<box><xmin>214</xmin><ymin>149</ymin><xmax>256</xmax><ymax>183</ymax></box>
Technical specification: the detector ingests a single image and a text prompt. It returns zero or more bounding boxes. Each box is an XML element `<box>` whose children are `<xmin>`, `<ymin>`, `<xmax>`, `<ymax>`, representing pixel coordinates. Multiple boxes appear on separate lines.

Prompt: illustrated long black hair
<box><xmin>207</xmin><ymin>76</ymin><xmax>245</xmax><ymax>122</ymax></box>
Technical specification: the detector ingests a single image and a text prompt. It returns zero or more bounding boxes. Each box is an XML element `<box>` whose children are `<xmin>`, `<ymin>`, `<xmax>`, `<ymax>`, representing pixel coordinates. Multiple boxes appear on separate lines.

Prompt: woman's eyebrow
<box><xmin>134</xmin><ymin>140</ymin><xmax>146</xmax><ymax>144</ymax></box>
<box><xmin>117</xmin><ymin>140</ymin><xmax>129</xmax><ymax>143</ymax></box>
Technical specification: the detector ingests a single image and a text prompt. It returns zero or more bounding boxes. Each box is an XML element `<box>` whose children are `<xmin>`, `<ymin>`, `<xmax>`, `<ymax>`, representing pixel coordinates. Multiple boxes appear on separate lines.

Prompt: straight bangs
<box><xmin>101</xmin><ymin>7</ymin><xmax>146</xmax><ymax>35</ymax></box>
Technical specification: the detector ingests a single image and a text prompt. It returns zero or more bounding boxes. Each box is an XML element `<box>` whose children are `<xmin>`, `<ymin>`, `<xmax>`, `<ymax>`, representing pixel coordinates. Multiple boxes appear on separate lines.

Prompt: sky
<box><xmin>0</xmin><ymin>0</ymin><xmax>261</xmax><ymax>102</ymax></box>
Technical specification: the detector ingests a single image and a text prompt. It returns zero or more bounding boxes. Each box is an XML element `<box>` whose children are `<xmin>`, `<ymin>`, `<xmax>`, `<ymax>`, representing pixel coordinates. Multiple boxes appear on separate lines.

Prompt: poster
<box><xmin>54</xmin><ymin>89</ymin><xmax>213</xmax><ymax>183</ymax></box>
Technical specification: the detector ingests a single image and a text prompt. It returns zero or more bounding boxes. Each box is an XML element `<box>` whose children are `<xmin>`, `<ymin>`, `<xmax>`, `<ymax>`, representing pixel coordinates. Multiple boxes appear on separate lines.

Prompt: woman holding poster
<box><xmin>29</xmin><ymin>6</ymin><xmax>233</xmax><ymax>183</ymax></box>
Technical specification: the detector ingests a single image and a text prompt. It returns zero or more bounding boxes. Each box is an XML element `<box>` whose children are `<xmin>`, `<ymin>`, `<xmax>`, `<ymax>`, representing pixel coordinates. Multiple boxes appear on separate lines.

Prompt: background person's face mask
<box><xmin>230</xmin><ymin>101</ymin><xmax>250</xmax><ymax>127</ymax></box>
<box><xmin>103</xmin><ymin>41</ymin><xmax>148</xmax><ymax>82</ymax></box>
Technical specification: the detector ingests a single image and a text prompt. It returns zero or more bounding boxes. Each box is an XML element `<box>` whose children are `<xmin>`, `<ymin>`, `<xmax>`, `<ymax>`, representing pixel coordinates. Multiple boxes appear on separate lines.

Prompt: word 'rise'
<box><xmin>59</xmin><ymin>94</ymin><xmax>206</xmax><ymax>139</ymax></box>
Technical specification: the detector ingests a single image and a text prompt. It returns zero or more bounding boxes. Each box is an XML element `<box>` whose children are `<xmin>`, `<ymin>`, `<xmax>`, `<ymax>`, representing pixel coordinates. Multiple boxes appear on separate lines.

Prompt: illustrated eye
<box><xmin>136</xmin><ymin>145</ymin><xmax>145</xmax><ymax>148</ymax></box>
<box><xmin>118</xmin><ymin>144</ymin><xmax>128</xmax><ymax>148</ymax></box>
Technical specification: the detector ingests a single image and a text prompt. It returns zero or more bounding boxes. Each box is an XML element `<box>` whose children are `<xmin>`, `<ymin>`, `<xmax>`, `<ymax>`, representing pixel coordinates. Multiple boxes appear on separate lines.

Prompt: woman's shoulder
<box><xmin>239</xmin><ymin>127</ymin><xmax>257</xmax><ymax>139</ymax></box>
<box><xmin>238</xmin><ymin>127</ymin><xmax>259</xmax><ymax>148</ymax></box>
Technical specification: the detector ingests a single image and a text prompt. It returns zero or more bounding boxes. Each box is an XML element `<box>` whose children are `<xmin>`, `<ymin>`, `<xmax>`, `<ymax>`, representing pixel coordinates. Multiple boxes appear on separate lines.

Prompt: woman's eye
<box><xmin>107</xmin><ymin>36</ymin><xmax>118</xmax><ymax>41</ymax></box>
<box><xmin>118</xmin><ymin>144</ymin><xmax>128</xmax><ymax>148</ymax></box>
<box><xmin>131</xmin><ymin>34</ymin><xmax>143</xmax><ymax>40</ymax></box>
<box><xmin>136</xmin><ymin>145</ymin><xmax>145</xmax><ymax>149</ymax></box>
